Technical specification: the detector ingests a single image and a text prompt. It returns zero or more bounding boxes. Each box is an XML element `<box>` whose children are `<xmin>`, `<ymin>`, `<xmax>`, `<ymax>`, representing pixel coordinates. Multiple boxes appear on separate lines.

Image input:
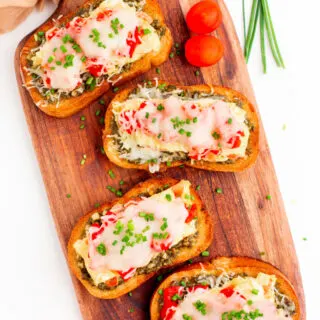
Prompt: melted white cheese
<box><xmin>74</xmin><ymin>180</ymin><xmax>197</xmax><ymax>285</ymax></box>
<box><xmin>31</xmin><ymin>0</ymin><xmax>160</xmax><ymax>91</ymax></box>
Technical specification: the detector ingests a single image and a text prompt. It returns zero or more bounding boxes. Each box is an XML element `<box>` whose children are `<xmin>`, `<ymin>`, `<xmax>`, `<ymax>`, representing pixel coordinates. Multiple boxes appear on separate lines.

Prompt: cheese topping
<box><xmin>162</xmin><ymin>273</ymin><xmax>293</xmax><ymax>320</ymax></box>
<box><xmin>74</xmin><ymin>180</ymin><xmax>197</xmax><ymax>285</ymax></box>
<box><xmin>30</xmin><ymin>0</ymin><xmax>160</xmax><ymax>92</ymax></box>
<box><xmin>112</xmin><ymin>94</ymin><xmax>250</xmax><ymax>170</ymax></box>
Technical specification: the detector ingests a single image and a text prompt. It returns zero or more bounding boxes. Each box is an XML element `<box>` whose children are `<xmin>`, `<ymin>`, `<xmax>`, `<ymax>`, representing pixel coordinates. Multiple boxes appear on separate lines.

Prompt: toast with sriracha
<box><xmin>150</xmin><ymin>257</ymin><xmax>300</xmax><ymax>320</ymax></box>
<box><xmin>103</xmin><ymin>81</ymin><xmax>259</xmax><ymax>173</ymax></box>
<box><xmin>20</xmin><ymin>0</ymin><xmax>172</xmax><ymax>117</ymax></box>
<box><xmin>67</xmin><ymin>178</ymin><xmax>213</xmax><ymax>299</ymax></box>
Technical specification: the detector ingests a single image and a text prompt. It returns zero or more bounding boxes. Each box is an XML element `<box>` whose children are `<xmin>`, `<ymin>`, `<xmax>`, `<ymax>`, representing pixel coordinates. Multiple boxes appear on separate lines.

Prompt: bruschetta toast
<box><xmin>20</xmin><ymin>0</ymin><xmax>172</xmax><ymax>117</ymax></box>
<box><xmin>103</xmin><ymin>81</ymin><xmax>259</xmax><ymax>173</ymax></box>
<box><xmin>150</xmin><ymin>257</ymin><xmax>300</xmax><ymax>320</ymax></box>
<box><xmin>67</xmin><ymin>178</ymin><xmax>213</xmax><ymax>299</ymax></box>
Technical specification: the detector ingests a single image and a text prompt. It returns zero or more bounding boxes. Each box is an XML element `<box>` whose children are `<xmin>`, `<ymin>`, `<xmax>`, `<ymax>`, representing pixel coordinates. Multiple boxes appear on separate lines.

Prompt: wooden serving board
<box><xmin>15</xmin><ymin>0</ymin><xmax>306</xmax><ymax>318</ymax></box>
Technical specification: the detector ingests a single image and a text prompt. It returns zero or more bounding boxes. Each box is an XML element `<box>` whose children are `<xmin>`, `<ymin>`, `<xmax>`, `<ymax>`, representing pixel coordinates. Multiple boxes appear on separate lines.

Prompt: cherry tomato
<box><xmin>186</xmin><ymin>0</ymin><xmax>222</xmax><ymax>34</ymax></box>
<box><xmin>185</xmin><ymin>35</ymin><xmax>224</xmax><ymax>67</ymax></box>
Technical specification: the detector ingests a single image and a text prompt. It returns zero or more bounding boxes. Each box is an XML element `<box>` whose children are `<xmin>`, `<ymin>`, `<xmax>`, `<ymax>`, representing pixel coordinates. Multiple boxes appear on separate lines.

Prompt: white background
<box><xmin>0</xmin><ymin>0</ymin><xmax>318</xmax><ymax>318</ymax></box>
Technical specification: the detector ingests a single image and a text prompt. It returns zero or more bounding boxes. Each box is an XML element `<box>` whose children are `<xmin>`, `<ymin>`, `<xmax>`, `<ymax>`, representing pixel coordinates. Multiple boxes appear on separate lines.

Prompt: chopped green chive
<box><xmin>196</xmin><ymin>185</ymin><xmax>200</xmax><ymax>191</ymax></box>
<box><xmin>157</xmin><ymin>133</ymin><xmax>162</xmax><ymax>139</ymax></box>
<box><xmin>158</xmin><ymin>289</ymin><xmax>163</xmax><ymax>295</ymax></box>
<box><xmin>175</xmin><ymin>43</ymin><xmax>180</xmax><ymax>48</ymax></box>
<box><xmin>166</xmin><ymin>161</ymin><xmax>172</xmax><ymax>167</ymax></box>
<box><xmin>96</xmin><ymin>243</ymin><xmax>107</xmax><ymax>256</ymax></box>
<box><xmin>152</xmin><ymin>118</ymin><xmax>156</xmax><ymax>123</ymax></box>
<box><xmin>94</xmin><ymin>203</ymin><xmax>100</xmax><ymax>208</ymax></box>
<box><xmin>227</xmin><ymin>118</ymin><xmax>233</xmax><ymax>124</ymax></box>
<box><xmin>215</xmin><ymin>188</ymin><xmax>223</xmax><ymax>194</ymax></box>
<box><xmin>157</xmin><ymin>275</ymin><xmax>163</xmax><ymax>282</ymax></box>
<box><xmin>266</xmin><ymin>194</ymin><xmax>271</xmax><ymax>200</ymax></box>
<box><xmin>193</xmin><ymin>117</ymin><xmax>198</xmax><ymax>123</ymax></box>
<box><xmin>81</xmin><ymin>56</ymin><xmax>87</xmax><ymax>62</ymax></box>
<box><xmin>212</xmin><ymin>131</ymin><xmax>221</xmax><ymax>140</ymax></box>
<box><xmin>201</xmin><ymin>251</ymin><xmax>209</xmax><ymax>257</ymax></box>
<box><xmin>171</xmin><ymin>293</ymin><xmax>182</xmax><ymax>301</ymax></box>
<box><xmin>247</xmin><ymin>300</ymin><xmax>253</xmax><ymax>306</ymax></box>
<box><xmin>80</xmin><ymin>116</ymin><xmax>86</xmax><ymax>121</ymax></box>
<box><xmin>95</xmin><ymin>109</ymin><xmax>101</xmax><ymax>116</ymax></box>
<box><xmin>60</xmin><ymin>45</ymin><xmax>67</xmax><ymax>53</ymax></box>
<box><xmin>165</xmin><ymin>194</ymin><xmax>172</xmax><ymax>201</ymax></box>
<box><xmin>178</xmin><ymin>128</ymin><xmax>185</xmax><ymax>135</ymax></box>
<box><xmin>195</xmin><ymin>70</ymin><xmax>200</xmax><ymax>76</ymax></box>
<box><xmin>99</xmin><ymin>99</ymin><xmax>105</xmax><ymax>105</ymax></box>
<box><xmin>302</xmin><ymin>237</ymin><xmax>307</xmax><ymax>241</ymax></box>
<box><xmin>113</xmin><ymin>87</ymin><xmax>119</xmax><ymax>93</ymax></box>
<box><xmin>66</xmin><ymin>193</ymin><xmax>71</xmax><ymax>198</ymax></box>
<box><xmin>108</xmin><ymin>170</ymin><xmax>115</xmax><ymax>179</ymax></box>
<box><xmin>145</xmin><ymin>112</ymin><xmax>150</xmax><ymax>119</ymax></box>
<box><xmin>47</xmin><ymin>56</ymin><xmax>54</xmax><ymax>63</ymax></box>
<box><xmin>128</xmin><ymin>308</ymin><xmax>134</xmax><ymax>313</ymax></box>
<box><xmin>80</xmin><ymin>124</ymin><xmax>85</xmax><ymax>129</ymax></box>
<box><xmin>186</xmin><ymin>131</ymin><xmax>192</xmax><ymax>137</ymax></box>
<box><xmin>193</xmin><ymin>300</ymin><xmax>207</xmax><ymax>315</ymax></box>
<box><xmin>259</xmin><ymin>251</ymin><xmax>265</xmax><ymax>256</ymax></box>
<box><xmin>119</xmin><ymin>180</ymin><xmax>124</xmax><ymax>185</ymax></box>
<box><xmin>156</xmin><ymin>67</ymin><xmax>160</xmax><ymax>74</ymax></box>
<box><xmin>112</xmin><ymin>240</ymin><xmax>118</xmax><ymax>246</ymax></box>
<box><xmin>169</xmin><ymin>52</ymin><xmax>174</xmax><ymax>58</ymax></box>
<box><xmin>157</xmin><ymin>104</ymin><xmax>164</xmax><ymax>111</ymax></box>
<box><xmin>251</xmin><ymin>289</ymin><xmax>259</xmax><ymax>295</ymax></box>
<box><xmin>143</xmin><ymin>28</ymin><xmax>151</xmax><ymax>35</ymax></box>
<box><xmin>128</xmin><ymin>292</ymin><xmax>132</xmax><ymax>297</ymax></box>
<box><xmin>180</xmin><ymin>280</ymin><xmax>186</xmax><ymax>287</ymax></box>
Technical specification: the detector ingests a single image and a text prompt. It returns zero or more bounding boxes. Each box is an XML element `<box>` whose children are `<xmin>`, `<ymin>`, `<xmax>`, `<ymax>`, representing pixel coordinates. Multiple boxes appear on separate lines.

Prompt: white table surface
<box><xmin>0</xmin><ymin>0</ymin><xmax>318</xmax><ymax>318</ymax></box>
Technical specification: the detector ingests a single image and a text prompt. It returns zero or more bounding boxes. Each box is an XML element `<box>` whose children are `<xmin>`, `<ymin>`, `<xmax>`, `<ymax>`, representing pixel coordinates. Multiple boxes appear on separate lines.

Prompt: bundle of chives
<box><xmin>243</xmin><ymin>0</ymin><xmax>285</xmax><ymax>73</ymax></box>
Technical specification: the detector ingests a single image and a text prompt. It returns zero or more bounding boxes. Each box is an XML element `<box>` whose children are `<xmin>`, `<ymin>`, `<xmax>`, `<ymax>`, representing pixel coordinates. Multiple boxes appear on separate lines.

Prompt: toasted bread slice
<box><xmin>103</xmin><ymin>82</ymin><xmax>259</xmax><ymax>173</ymax></box>
<box><xmin>67</xmin><ymin>178</ymin><xmax>213</xmax><ymax>299</ymax></box>
<box><xmin>20</xmin><ymin>0</ymin><xmax>172</xmax><ymax>118</ymax></box>
<box><xmin>150</xmin><ymin>257</ymin><xmax>300</xmax><ymax>320</ymax></box>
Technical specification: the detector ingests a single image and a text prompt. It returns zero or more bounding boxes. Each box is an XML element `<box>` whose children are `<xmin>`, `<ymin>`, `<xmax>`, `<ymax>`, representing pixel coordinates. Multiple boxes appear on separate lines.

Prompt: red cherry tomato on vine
<box><xmin>185</xmin><ymin>35</ymin><xmax>224</xmax><ymax>67</ymax></box>
<box><xmin>186</xmin><ymin>1</ymin><xmax>222</xmax><ymax>34</ymax></box>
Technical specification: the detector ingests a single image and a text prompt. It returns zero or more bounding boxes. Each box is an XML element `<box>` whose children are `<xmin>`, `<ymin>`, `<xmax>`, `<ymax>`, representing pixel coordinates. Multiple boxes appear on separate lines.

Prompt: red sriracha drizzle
<box><xmin>160</xmin><ymin>286</ymin><xmax>184</xmax><ymax>320</ymax></box>
<box><xmin>151</xmin><ymin>234</ymin><xmax>172</xmax><ymax>252</ymax></box>
<box><xmin>220</xmin><ymin>286</ymin><xmax>246</xmax><ymax>300</ymax></box>
<box><xmin>117</xmin><ymin>267</ymin><xmax>136</xmax><ymax>280</ymax></box>
<box><xmin>185</xmin><ymin>203</ymin><xmax>197</xmax><ymax>223</ymax></box>
<box><xmin>126</xmin><ymin>27</ymin><xmax>144</xmax><ymax>57</ymax></box>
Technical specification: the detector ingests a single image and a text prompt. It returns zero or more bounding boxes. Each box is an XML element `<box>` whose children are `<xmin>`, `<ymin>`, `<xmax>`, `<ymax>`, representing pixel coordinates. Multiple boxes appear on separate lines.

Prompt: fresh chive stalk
<box><xmin>243</xmin><ymin>0</ymin><xmax>285</xmax><ymax>72</ymax></box>
<box><xmin>259</xmin><ymin>2</ymin><xmax>267</xmax><ymax>73</ymax></box>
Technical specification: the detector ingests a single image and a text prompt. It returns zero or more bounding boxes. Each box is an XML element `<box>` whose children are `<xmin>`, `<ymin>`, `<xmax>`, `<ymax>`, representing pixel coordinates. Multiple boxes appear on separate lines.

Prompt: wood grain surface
<box><xmin>14</xmin><ymin>0</ymin><xmax>306</xmax><ymax>319</ymax></box>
